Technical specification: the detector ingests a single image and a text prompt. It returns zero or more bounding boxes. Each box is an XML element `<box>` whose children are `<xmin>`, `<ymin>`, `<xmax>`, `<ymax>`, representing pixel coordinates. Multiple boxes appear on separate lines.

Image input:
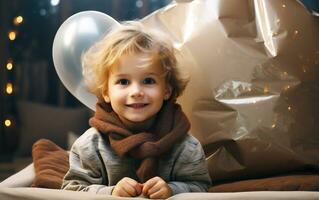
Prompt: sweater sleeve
<box><xmin>61</xmin><ymin>129</ymin><xmax>114</xmax><ymax>195</ymax></box>
<box><xmin>167</xmin><ymin>135</ymin><xmax>212</xmax><ymax>195</ymax></box>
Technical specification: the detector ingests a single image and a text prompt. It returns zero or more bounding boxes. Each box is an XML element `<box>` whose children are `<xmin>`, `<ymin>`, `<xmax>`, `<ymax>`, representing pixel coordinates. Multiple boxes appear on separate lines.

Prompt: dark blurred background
<box><xmin>0</xmin><ymin>0</ymin><xmax>172</xmax><ymax>161</ymax></box>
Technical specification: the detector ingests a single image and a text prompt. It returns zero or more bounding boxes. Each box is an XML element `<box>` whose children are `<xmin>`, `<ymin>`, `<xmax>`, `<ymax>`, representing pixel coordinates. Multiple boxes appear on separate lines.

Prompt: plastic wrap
<box><xmin>142</xmin><ymin>0</ymin><xmax>319</xmax><ymax>182</ymax></box>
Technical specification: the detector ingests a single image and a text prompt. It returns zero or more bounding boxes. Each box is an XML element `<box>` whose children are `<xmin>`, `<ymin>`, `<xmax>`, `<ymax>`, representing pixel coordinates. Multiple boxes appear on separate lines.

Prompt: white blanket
<box><xmin>0</xmin><ymin>188</ymin><xmax>319</xmax><ymax>200</ymax></box>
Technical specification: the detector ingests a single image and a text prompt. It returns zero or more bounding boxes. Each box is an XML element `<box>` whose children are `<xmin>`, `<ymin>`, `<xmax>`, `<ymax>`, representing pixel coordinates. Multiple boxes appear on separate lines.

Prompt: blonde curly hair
<box><xmin>82</xmin><ymin>21</ymin><xmax>189</xmax><ymax>100</ymax></box>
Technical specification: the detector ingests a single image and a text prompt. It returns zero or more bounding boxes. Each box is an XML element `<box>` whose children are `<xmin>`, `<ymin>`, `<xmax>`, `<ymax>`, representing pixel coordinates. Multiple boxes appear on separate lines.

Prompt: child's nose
<box><xmin>130</xmin><ymin>83</ymin><xmax>144</xmax><ymax>98</ymax></box>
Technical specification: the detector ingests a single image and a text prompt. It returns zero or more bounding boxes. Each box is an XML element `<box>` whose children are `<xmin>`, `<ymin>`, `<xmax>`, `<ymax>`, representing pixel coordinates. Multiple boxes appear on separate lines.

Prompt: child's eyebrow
<box><xmin>144</xmin><ymin>72</ymin><xmax>166</xmax><ymax>78</ymax></box>
<box><xmin>112</xmin><ymin>73</ymin><xmax>129</xmax><ymax>78</ymax></box>
<box><xmin>114</xmin><ymin>72</ymin><xmax>161</xmax><ymax>76</ymax></box>
<box><xmin>145</xmin><ymin>72</ymin><xmax>160</xmax><ymax>76</ymax></box>
<box><xmin>110</xmin><ymin>70</ymin><xmax>166</xmax><ymax>79</ymax></box>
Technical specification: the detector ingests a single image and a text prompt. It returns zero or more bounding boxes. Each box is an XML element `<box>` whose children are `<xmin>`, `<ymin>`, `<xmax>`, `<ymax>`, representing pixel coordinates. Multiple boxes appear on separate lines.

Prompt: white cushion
<box><xmin>0</xmin><ymin>163</ymin><xmax>35</xmax><ymax>188</ymax></box>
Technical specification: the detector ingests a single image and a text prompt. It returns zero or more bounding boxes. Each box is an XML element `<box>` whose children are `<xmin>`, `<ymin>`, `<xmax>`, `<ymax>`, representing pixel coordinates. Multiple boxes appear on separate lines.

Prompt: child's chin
<box><xmin>122</xmin><ymin>115</ymin><xmax>146</xmax><ymax>122</ymax></box>
<box><xmin>129</xmin><ymin>117</ymin><xmax>148</xmax><ymax>123</ymax></box>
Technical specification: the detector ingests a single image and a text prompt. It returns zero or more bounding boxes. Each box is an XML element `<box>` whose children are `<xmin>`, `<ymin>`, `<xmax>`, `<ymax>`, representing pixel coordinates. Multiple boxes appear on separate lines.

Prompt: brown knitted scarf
<box><xmin>89</xmin><ymin>100</ymin><xmax>190</xmax><ymax>183</ymax></box>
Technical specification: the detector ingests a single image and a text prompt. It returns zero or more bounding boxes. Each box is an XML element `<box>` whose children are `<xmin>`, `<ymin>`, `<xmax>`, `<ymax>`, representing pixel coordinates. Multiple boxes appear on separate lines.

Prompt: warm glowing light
<box><xmin>271</xmin><ymin>124</ymin><xmax>276</xmax><ymax>128</ymax></box>
<box><xmin>264</xmin><ymin>87</ymin><xmax>269</xmax><ymax>93</ymax></box>
<box><xmin>8</xmin><ymin>31</ymin><xmax>16</xmax><ymax>40</ymax></box>
<box><xmin>282</xmin><ymin>4</ymin><xmax>286</xmax><ymax>8</ymax></box>
<box><xmin>4</xmin><ymin>119</ymin><xmax>12</xmax><ymax>127</ymax></box>
<box><xmin>14</xmin><ymin>16</ymin><xmax>23</xmax><ymax>25</ymax></box>
<box><xmin>294</xmin><ymin>30</ymin><xmax>299</xmax><ymax>35</ymax></box>
<box><xmin>288</xmin><ymin>106</ymin><xmax>292</xmax><ymax>111</ymax></box>
<box><xmin>6</xmin><ymin>83</ymin><xmax>13</xmax><ymax>94</ymax></box>
<box><xmin>284</xmin><ymin>85</ymin><xmax>290</xmax><ymax>91</ymax></box>
<box><xmin>6</xmin><ymin>62</ymin><xmax>13</xmax><ymax>70</ymax></box>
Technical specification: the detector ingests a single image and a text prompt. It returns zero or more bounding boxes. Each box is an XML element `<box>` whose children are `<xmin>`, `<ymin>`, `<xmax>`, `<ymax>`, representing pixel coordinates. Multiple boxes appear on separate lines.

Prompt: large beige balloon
<box><xmin>142</xmin><ymin>0</ymin><xmax>319</xmax><ymax>182</ymax></box>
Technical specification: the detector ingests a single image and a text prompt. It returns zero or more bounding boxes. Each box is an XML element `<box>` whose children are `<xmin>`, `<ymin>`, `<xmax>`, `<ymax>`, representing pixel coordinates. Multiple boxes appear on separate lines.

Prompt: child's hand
<box><xmin>142</xmin><ymin>176</ymin><xmax>172</xmax><ymax>199</ymax></box>
<box><xmin>112</xmin><ymin>177</ymin><xmax>143</xmax><ymax>197</ymax></box>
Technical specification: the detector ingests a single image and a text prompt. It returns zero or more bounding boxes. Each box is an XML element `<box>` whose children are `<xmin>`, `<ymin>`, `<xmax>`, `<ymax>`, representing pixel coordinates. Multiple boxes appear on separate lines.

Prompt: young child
<box><xmin>62</xmin><ymin>21</ymin><xmax>211</xmax><ymax>199</ymax></box>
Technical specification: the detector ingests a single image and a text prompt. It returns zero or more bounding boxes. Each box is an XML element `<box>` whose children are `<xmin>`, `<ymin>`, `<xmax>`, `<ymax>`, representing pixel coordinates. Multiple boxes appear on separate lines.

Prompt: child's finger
<box><xmin>112</xmin><ymin>185</ymin><xmax>132</xmax><ymax>197</ymax></box>
<box><xmin>123</xmin><ymin>177</ymin><xmax>139</xmax><ymax>187</ymax></box>
<box><xmin>149</xmin><ymin>188</ymin><xmax>165</xmax><ymax>199</ymax></box>
<box><xmin>142</xmin><ymin>177</ymin><xmax>158</xmax><ymax>195</ymax></box>
<box><xmin>123</xmin><ymin>179</ymin><xmax>139</xmax><ymax>196</ymax></box>
<box><xmin>135</xmin><ymin>183</ymin><xmax>143</xmax><ymax>195</ymax></box>
<box><xmin>117</xmin><ymin>188</ymin><xmax>131</xmax><ymax>197</ymax></box>
<box><xmin>146</xmin><ymin>181</ymin><xmax>162</xmax><ymax>195</ymax></box>
<box><xmin>121</xmin><ymin>184</ymin><xmax>137</xmax><ymax>197</ymax></box>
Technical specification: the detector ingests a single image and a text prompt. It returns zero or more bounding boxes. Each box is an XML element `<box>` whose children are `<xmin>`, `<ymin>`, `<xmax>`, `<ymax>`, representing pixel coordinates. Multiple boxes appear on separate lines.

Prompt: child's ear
<box><xmin>102</xmin><ymin>90</ymin><xmax>110</xmax><ymax>103</ymax></box>
<box><xmin>103</xmin><ymin>95</ymin><xmax>110</xmax><ymax>103</ymax></box>
<box><xmin>164</xmin><ymin>84</ymin><xmax>173</xmax><ymax>100</ymax></box>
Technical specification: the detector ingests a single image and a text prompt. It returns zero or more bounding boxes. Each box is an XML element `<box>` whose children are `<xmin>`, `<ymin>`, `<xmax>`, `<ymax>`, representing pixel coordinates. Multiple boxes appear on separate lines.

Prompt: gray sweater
<box><xmin>62</xmin><ymin>127</ymin><xmax>212</xmax><ymax>195</ymax></box>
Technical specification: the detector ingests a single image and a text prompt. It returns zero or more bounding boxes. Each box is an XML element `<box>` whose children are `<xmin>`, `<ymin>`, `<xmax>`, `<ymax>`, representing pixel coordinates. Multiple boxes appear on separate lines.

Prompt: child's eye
<box><xmin>117</xmin><ymin>79</ymin><xmax>129</xmax><ymax>85</ymax></box>
<box><xmin>143</xmin><ymin>77</ymin><xmax>156</xmax><ymax>84</ymax></box>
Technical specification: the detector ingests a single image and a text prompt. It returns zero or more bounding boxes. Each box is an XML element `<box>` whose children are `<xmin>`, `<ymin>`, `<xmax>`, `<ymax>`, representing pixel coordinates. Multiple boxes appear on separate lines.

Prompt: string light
<box><xmin>13</xmin><ymin>16</ymin><xmax>23</xmax><ymax>25</ymax></box>
<box><xmin>263</xmin><ymin>86</ymin><xmax>269</xmax><ymax>93</ymax></box>
<box><xmin>6</xmin><ymin>83</ymin><xmax>13</xmax><ymax>94</ymax></box>
<box><xmin>136</xmin><ymin>0</ymin><xmax>143</xmax><ymax>8</ymax></box>
<box><xmin>272</xmin><ymin>31</ymin><xmax>278</xmax><ymax>36</ymax></box>
<box><xmin>8</xmin><ymin>31</ymin><xmax>17</xmax><ymax>41</ymax></box>
<box><xmin>4</xmin><ymin>119</ymin><xmax>12</xmax><ymax>127</ymax></box>
<box><xmin>6</xmin><ymin>60</ymin><xmax>13</xmax><ymax>70</ymax></box>
<box><xmin>50</xmin><ymin>0</ymin><xmax>60</xmax><ymax>6</ymax></box>
<box><xmin>276</xmin><ymin>19</ymin><xmax>280</xmax><ymax>24</ymax></box>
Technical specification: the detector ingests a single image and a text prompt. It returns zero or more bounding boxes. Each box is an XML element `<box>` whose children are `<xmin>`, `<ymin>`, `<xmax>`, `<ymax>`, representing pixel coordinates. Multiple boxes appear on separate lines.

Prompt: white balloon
<box><xmin>52</xmin><ymin>11</ymin><xmax>119</xmax><ymax>110</ymax></box>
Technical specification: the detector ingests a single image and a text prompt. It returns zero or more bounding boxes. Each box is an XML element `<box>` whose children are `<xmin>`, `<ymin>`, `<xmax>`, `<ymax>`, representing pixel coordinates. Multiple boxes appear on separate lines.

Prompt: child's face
<box><xmin>103</xmin><ymin>53</ymin><xmax>172</xmax><ymax>124</ymax></box>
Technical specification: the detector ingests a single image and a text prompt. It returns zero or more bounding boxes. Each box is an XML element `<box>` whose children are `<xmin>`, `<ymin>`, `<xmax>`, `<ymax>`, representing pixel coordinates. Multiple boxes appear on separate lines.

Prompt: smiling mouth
<box><xmin>127</xmin><ymin>103</ymin><xmax>148</xmax><ymax>109</ymax></box>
